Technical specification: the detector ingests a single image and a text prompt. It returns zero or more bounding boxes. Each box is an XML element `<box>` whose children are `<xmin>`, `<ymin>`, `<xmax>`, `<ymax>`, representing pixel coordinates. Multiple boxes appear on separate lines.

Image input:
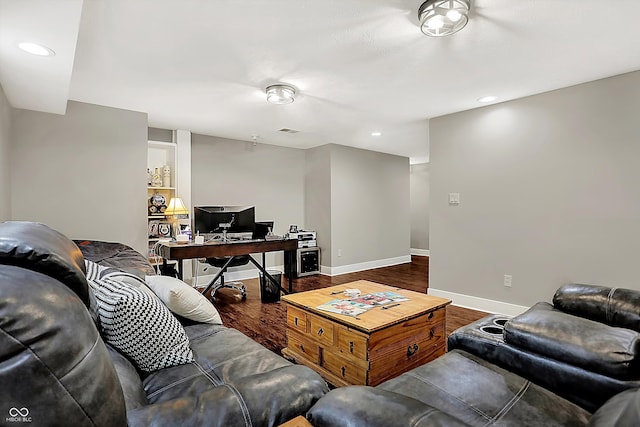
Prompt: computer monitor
<box><xmin>253</xmin><ymin>221</ymin><xmax>274</xmax><ymax>239</ymax></box>
<box><xmin>193</xmin><ymin>206</ymin><xmax>255</xmax><ymax>235</ymax></box>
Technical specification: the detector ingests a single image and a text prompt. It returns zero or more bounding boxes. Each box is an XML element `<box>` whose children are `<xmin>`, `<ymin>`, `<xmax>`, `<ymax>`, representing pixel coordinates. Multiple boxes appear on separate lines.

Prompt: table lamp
<box><xmin>164</xmin><ymin>197</ymin><xmax>189</xmax><ymax>237</ymax></box>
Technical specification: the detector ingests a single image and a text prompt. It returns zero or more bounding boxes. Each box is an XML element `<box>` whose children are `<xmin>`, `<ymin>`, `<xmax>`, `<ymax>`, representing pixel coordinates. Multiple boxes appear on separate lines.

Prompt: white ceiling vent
<box><xmin>279</xmin><ymin>128</ymin><xmax>299</xmax><ymax>134</ymax></box>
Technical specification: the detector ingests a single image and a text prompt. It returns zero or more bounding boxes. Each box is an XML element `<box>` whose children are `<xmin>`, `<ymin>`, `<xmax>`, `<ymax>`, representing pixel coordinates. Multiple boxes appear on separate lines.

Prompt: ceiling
<box><xmin>2</xmin><ymin>1</ymin><xmax>640</xmax><ymax>164</ymax></box>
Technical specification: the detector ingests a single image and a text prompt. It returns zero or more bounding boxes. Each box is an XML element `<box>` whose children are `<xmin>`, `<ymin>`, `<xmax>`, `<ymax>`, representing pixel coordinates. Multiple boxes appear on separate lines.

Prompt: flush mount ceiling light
<box><xmin>265</xmin><ymin>84</ymin><xmax>296</xmax><ymax>105</ymax></box>
<box><xmin>17</xmin><ymin>41</ymin><xmax>56</xmax><ymax>56</ymax></box>
<box><xmin>418</xmin><ymin>0</ymin><xmax>470</xmax><ymax>37</ymax></box>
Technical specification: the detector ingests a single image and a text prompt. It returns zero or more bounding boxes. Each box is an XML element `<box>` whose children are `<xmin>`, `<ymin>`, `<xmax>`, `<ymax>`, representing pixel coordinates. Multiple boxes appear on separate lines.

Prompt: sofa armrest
<box><xmin>505</xmin><ymin>302</ymin><xmax>640</xmax><ymax>379</ymax></box>
<box><xmin>306</xmin><ymin>387</ymin><xmax>469</xmax><ymax>427</ymax></box>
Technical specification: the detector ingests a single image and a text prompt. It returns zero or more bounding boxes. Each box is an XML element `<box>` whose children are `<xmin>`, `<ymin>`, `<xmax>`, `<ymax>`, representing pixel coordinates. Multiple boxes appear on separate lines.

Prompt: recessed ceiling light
<box><xmin>18</xmin><ymin>41</ymin><xmax>55</xmax><ymax>56</ymax></box>
<box><xmin>371</xmin><ymin>131</ymin><xmax>382</xmax><ymax>136</ymax></box>
<box><xmin>478</xmin><ymin>95</ymin><xmax>497</xmax><ymax>103</ymax></box>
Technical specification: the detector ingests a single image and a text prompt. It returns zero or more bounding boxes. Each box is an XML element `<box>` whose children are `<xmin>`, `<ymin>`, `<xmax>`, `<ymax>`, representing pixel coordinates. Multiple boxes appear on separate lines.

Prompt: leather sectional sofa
<box><xmin>0</xmin><ymin>221</ymin><xmax>328</xmax><ymax>426</ymax></box>
<box><xmin>307</xmin><ymin>284</ymin><xmax>640</xmax><ymax>426</ymax></box>
<box><xmin>4</xmin><ymin>220</ymin><xmax>639</xmax><ymax>426</ymax></box>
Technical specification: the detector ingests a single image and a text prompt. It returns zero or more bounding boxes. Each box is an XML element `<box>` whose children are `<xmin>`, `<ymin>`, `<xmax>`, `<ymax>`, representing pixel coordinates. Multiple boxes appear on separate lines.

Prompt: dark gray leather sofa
<box><xmin>306</xmin><ymin>284</ymin><xmax>640</xmax><ymax>426</ymax></box>
<box><xmin>0</xmin><ymin>221</ymin><xmax>328</xmax><ymax>426</ymax></box>
<box><xmin>449</xmin><ymin>284</ymin><xmax>640</xmax><ymax>413</ymax></box>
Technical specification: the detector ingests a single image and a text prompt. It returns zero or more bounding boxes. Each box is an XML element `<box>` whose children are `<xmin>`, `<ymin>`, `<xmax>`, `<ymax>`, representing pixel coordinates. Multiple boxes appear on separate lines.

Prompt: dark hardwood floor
<box><xmin>211</xmin><ymin>256</ymin><xmax>488</xmax><ymax>356</ymax></box>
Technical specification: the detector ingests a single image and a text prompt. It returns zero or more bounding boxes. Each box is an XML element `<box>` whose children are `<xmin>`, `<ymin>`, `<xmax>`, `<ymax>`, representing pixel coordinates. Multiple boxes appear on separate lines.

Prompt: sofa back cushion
<box><xmin>74</xmin><ymin>239</ymin><xmax>156</xmax><ymax>277</ymax></box>
<box><xmin>105</xmin><ymin>344</ymin><xmax>148</xmax><ymax>412</ymax></box>
<box><xmin>0</xmin><ymin>265</ymin><xmax>126</xmax><ymax>426</ymax></box>
<box><xmin>553</xmin><ymin>284</ymin><xmax>640</xmax><ymax>332</ymax></box>
<box><xmin>0</xmin><ymin>221</ymin><xmax>89</xmax><ymax>305</ymax></box>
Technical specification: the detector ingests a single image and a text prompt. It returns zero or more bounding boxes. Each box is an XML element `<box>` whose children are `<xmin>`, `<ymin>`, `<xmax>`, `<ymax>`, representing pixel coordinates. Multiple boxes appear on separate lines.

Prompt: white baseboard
<box><xmin>322</xmin><ymin>255</ymin><xmax>412</xmax><ymax>277</ymax></box>
<box><xmin>428</xmin><ymin>288</ymin><xmax>528</xmax><ymax>317</ymax></box>
<box><xmin>411</xmin><ymin>248</ymin><xmax>429</xmax><ymax>256</ymax></box>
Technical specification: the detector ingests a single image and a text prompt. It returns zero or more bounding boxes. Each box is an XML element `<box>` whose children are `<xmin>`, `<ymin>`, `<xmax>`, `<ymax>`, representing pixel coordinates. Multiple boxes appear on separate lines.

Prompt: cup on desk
<box><xmin>194</xmin><ymin>235</ymin><xmax>205</xmax><ymax>245</ymax></box>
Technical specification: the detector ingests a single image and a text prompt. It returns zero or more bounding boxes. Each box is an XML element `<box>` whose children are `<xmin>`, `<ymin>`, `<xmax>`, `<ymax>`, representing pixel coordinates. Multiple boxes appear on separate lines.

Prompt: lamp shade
<box><xmin>165</xmin><ymin>197</ymin><xmax>189</xmax><ymax>216</ymax></box>
<box><xmin>419</xmin><ymin>0</ymin><xmax>470</xmax><ymax>37</ymax></box>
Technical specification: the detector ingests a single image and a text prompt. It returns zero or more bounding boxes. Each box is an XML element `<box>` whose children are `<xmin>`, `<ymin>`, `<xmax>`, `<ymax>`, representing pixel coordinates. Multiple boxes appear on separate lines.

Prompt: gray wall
<box><xmin>329</xmin><ymin>144</ymin><xmax>410</xmax><ymax>269</ymax></box>
<box><xmin>190</xmin><ymin>138</ymin><xmax>410</xmax><ymax>274</ymax></box>
<box><xmin>305</xmin><ymin>144</ymin><xmax>332</xmax><ymax>263</ymax></box>
<box><xmin>190</xmin><ymin>134</ymin><xmax>306</xmax><ymax>270</ymax></box>
<box><xmin>0</xmin><ymin>85</ymin><xmax>11</xmax><ymax>222</ymax></box>
<box><xmin>410</xmin><ymin>162</ymin><xmax>430</xmax><ymax>251</ymax></box>
<box><xmin>10</xmin><ymin>101</ymin><xmax>148</xmax><ymax>254</ymax></box>
<box><xmin>430</xmin><ymin>71</ymin><xmax>640</xmax><ymax>307</ymax></box>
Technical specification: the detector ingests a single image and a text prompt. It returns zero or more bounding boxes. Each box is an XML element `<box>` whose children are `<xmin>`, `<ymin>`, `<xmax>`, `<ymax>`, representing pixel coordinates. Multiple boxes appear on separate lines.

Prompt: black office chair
<box><xmin>203</xmin><ymin>255</ymin><xmax>249</xmax><ymax>300</ymax></box>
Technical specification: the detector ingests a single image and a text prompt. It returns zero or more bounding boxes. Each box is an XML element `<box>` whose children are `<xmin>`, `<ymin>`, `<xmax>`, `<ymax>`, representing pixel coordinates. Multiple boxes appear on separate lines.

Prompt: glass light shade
<box><xmin>419</xmin><ymin>0</ymin><xmax>470</xmax><ymax>37</ymax></box>
<box><xmin>165</xmin><ymin>197</ymin><xmax>189</xmax><ymax>216</ymax></box>
<box><xmin>266</xmin><ymin>84</ymin><xmax>296</xmax><ymax>105</ymax></box>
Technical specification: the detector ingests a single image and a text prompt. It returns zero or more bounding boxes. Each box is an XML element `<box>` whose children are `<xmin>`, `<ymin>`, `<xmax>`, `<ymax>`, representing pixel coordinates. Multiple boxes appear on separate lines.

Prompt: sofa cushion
<box><xmin>588</xmin><ymin>388</ymin><xmax>640</xmax><ymax>427</ymax></box>
<box><xmin>140</xmin><ymin>324</ymin><xmax>329</xmax><ymax>426</ymax></box>
<box><xmin>145</xmin><ymin>275</ymin><xmax>222</xmax><ymax>325</ymax></box>
<box><xmin>553</xmin><ymin>284</ymin><xmax>640</xmax><ymax>332</ymax></box>
<box><xmin>504</xmin><ymin>302</ymin><xmax>640</xmax><ymax>379</ymax></box>
<box><xmin>0</xmin><ymin>221</ymin><xmax>88</xmax><ymax>305</ymax></box>
<box><xmin>307</xmin><ymin>386</ymin><xmax>470</xmax><ymax>427</ymax></box>
<box><xmin>143</xmin><ymin>324</ymin><xmax>293</xmax><ymax>403</ymax></box>
<box><xmin>88</xmin><ymin>276</ymin><xmax>194</xmax><ymax>373</ymax></box>
<box><xmin>377</xmin><ymin>349</ymin><xmax>591</xmax><ymax>426</ymax></box>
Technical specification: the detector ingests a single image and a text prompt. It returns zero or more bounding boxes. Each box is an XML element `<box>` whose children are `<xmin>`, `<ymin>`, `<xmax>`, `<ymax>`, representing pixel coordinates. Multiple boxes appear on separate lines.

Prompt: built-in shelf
<box><xmin>147</xmin><ymin>140</ymin><xmax>179</xmax><ymax>260</ymax></box>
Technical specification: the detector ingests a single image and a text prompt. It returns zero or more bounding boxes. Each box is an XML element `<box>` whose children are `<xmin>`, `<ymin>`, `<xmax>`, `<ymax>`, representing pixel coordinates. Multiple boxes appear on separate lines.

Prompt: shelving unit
<box><xmin>147</xmin><ymin>140</ymin><xmax>178</xmax><ymax>261</ymax></box>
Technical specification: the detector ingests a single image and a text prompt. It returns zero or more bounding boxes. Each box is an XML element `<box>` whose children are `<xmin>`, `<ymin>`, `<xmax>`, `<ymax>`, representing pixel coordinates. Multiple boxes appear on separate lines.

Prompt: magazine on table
<box><xmin>316</xmin><ymin>299</ymin><xmax>373</xmax><ymax>317</ymax></box>
<box><xmin>316</xmin><ymin>291</ymin><xmax>410</xmax><ymax>317</ymax></box>
<box><xmin>372</xmin><ymin>291</ymin><xmax>409</xmax><ymax>303</ymax></box>
<box><xmin>349</xmin><ymin>291</ymin><xmax>409</xmax><ymax>305</ymax></box>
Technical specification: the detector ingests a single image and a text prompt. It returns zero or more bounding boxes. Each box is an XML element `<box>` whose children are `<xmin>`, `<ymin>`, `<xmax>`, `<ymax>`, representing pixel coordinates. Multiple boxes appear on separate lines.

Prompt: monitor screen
<box><xmin>253</xmin><ymin>221</ymin><xmax>274</xmax><ymax>239</ymax></box>
<box><xmin>193</xmin><ymin>206</ymin><xmax>255</xmax><ymax>235</ymax></box>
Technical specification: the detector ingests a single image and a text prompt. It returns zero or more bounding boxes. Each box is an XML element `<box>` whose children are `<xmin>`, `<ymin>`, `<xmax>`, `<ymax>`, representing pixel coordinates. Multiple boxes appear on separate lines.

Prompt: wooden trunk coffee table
<box><xmin>281</xmin><ymin>280</ymin><xmax>451</xmax><ymax>387</ymax></box>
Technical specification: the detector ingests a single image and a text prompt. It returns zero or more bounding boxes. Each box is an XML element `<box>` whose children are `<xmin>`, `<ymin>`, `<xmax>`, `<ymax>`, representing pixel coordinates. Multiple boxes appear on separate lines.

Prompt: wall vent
<box><xmin>279</xmin><ymin>128</ymin><xmax>299</xmax><ymax>134</ymax></box>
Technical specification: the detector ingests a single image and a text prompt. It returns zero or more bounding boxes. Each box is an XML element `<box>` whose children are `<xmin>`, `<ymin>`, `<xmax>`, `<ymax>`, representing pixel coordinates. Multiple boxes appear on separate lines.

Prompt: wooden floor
<box><xmin>211</xmin><ymin>256</ymin><xmax>488</xmax><ymax>356</ymax></box>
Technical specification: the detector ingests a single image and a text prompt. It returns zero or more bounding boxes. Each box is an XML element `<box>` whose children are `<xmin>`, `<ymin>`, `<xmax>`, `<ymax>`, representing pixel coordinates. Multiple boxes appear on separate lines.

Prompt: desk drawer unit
<box><xmin>283</xmin><ymin>304</ymin><xmax>447</xmax><ymax>387</ymax></box>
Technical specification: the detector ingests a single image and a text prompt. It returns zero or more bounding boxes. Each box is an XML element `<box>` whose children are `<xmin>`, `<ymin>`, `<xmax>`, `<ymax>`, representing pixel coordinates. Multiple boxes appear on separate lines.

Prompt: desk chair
<box><xmin>203</xmin><ymin>255</ymin><xmax>249</xmax><ymax>300</ymax></box>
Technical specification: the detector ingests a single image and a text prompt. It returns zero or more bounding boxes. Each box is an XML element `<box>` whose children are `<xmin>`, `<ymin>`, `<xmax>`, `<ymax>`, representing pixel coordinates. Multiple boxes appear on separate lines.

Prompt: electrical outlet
<box><xmin>503</xmin><ymin>274</ymin><xmax>512</xmax><ymax>287</ymax></box>
<box><xmin>338</xmin><ymin>249</ymin><xmax>342</xmax><ymax>257</ymax></box>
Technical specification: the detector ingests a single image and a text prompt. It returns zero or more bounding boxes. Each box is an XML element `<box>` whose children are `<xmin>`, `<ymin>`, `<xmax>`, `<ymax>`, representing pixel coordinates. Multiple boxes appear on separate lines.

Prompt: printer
<box><xmin>287</xmin><ymin>230</ymin><xmax>317</xmax><ymax>248</ymax></box>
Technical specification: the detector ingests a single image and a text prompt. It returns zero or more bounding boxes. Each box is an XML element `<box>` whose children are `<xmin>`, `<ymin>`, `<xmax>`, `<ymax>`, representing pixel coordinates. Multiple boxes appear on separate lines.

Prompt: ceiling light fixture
<box><xmin>478</xmin><ymin>95</ymin><xmax>497</xmax><ymax>103</ymax></box>
<box><xmin>265</xmin><ymin>84</ymin><xmax>296</xmax><ymax>105</ymax></box>
<box><xmin>418</xmin><ymin>0</ymin><xmax>470</xmax><ymax>37</ymax></box>
<box><xmin>371</xmin><ymin>132</ymin><xmax>382</xmax><ymax>136</ymax></box>
<box><xmin>17</xmin><ymin>41</ymin><xmax>55</xmax><ymax>56</ymax></box>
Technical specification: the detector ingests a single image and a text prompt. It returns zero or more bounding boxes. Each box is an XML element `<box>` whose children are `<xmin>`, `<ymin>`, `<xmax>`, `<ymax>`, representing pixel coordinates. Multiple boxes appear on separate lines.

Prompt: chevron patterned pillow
<box><xmin>86</xmin><ymin>261</ymin><xmax>194</xmax><ymax>372</ymax></box>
